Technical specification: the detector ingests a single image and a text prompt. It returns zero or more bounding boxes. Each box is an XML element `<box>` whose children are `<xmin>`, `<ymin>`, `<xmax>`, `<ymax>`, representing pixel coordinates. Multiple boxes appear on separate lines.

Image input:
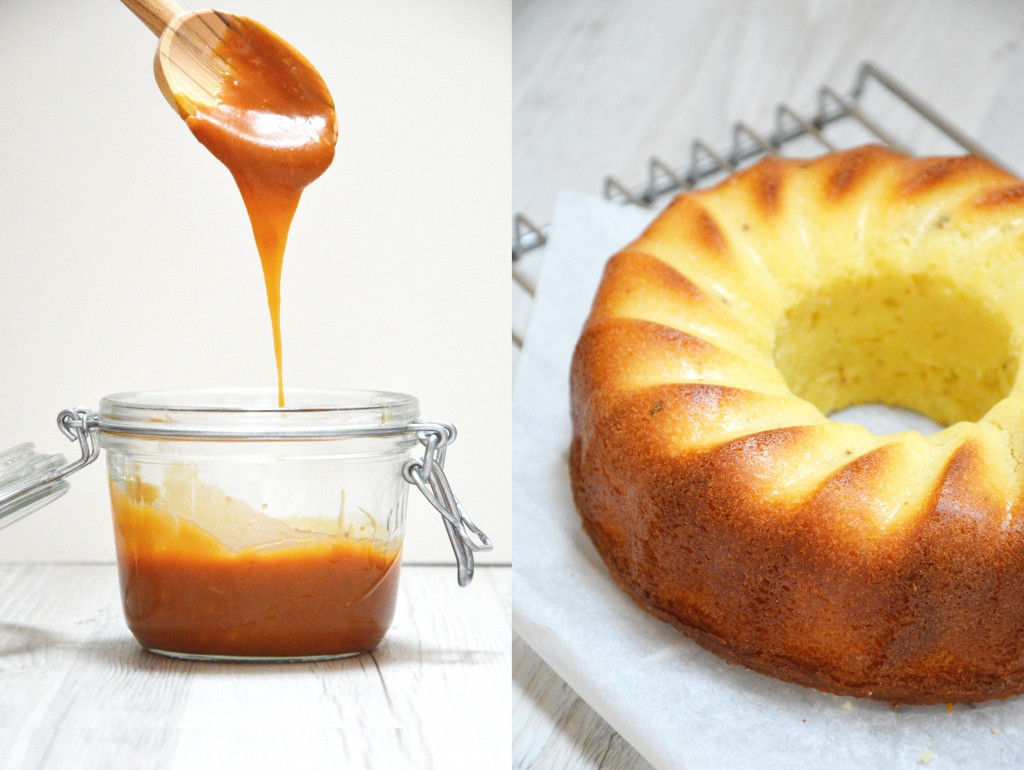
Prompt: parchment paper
<box><xmin>511</xmin><ymin>191</ymin><xmax>1022</xmax><ymax>769</ymax></box>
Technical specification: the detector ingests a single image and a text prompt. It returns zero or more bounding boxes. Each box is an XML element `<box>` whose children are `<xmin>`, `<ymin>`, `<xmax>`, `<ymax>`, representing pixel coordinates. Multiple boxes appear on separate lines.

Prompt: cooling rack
<box><xmin>511</xmin><ymin>61</ymin><xmax>1013</xmax><ymax>350</ymax></box>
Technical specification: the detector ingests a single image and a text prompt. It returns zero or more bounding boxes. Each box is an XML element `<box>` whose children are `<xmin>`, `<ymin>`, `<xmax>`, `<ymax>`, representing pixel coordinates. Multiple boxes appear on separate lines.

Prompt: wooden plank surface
<box><xmin>0</xmin><ymin>564</ymin><xmax>509</xmax><ymax>769</ymax></box>
<box><xmin>512</xmin><ymin>0</ymin><xmax>1024</xmax><ymax>764</ymax></box>
<box><xmin>513</xmin><ymin>634</ymin><xmax>652</xmax><ymax>770</ymax></box>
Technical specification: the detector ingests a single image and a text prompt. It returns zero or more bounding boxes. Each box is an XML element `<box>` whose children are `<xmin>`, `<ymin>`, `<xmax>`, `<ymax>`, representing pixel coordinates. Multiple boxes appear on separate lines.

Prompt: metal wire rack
<box><xmin>511</xmin><ymin>61</ymin><xmax>1012</xmax><ymax>349</ymax></box>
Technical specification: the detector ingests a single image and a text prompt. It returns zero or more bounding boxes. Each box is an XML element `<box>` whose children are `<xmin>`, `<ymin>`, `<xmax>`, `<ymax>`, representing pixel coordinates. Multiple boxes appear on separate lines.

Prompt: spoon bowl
<box><xmin>122</xmin><ymin>0</ymin><xmax>336</xmax><ymax>131</ymax></box>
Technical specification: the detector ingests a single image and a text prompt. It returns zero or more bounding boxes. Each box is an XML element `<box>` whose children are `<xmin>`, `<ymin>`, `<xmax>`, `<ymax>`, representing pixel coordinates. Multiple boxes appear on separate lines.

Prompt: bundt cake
<box><xmin>569</xmin><ymin>145</ymin><xmax>1024</xmax><ymax>704</ymax></box>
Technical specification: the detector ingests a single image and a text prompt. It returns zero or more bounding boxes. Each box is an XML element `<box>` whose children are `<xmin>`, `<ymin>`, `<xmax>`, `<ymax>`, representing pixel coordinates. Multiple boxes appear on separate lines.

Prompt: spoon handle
<box><xmin>122</xmin><ymin>0</ymin><xmax>185</xmax><ymax>36</ymax></box>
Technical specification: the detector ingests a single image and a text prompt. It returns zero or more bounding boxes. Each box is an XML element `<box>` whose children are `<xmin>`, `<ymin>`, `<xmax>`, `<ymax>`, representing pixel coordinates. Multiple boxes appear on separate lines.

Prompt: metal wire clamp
<box><xmin>403</xmin><ymin>423</ymin><xmax>493</xmax><ymax>587</ymax></box>
<box><xmin>55</xmin><ymin>407</ymin><xmax>102</xmax><ymax>475</ymax></box>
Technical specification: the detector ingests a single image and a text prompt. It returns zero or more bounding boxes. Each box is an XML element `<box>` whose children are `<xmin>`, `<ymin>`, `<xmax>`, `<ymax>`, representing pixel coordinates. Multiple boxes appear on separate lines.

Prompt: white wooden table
<box><xmin>513</xmin><ymin>0</ymin><xmax>1024</xmax><ymax>766</ymax></box>
<box><xmin>0</xmin><ymin>564</ymin><xmax>509</xmax><ymax>770</ymax></box>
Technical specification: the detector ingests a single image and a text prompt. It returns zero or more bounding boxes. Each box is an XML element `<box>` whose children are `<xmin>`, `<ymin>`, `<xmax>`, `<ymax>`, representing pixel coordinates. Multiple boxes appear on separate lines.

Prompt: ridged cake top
<box><xmin>572</xmin><ymin>145</ymin><xmax>1024</xmax><ymax>535</ymax></box>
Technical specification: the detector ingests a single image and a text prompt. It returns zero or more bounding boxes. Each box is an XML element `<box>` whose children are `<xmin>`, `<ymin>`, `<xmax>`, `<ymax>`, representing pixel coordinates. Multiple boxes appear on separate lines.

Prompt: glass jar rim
<box><xmin>97</xmin><ymin>387</ymin><xmax>421</xmax><ymax>439</ymax></box>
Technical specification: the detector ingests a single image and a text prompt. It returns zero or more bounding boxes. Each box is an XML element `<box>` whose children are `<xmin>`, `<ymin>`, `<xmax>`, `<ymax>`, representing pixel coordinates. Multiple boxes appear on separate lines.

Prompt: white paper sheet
<box><xmin>512</xmin><ymin>190</ymin><xmax>1023</xmax><ymax>769</ymax></box>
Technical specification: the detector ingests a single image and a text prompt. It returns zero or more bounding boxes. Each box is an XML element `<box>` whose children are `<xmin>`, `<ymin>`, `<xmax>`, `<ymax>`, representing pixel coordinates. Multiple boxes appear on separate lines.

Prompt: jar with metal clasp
<box><xmin>0</xmin><ymin>388</ymin><xmax>491</xmax><ymax>661</ymax></box>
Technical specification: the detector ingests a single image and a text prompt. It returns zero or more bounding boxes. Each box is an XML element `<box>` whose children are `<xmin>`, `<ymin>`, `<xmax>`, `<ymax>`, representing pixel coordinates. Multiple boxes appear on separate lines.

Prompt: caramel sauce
<box><xmin>111</xmin><ymin>486</ymin><xmax>400</xmax><ymax>658</ymax></box>
<box><xmin>182</xmin><ymin>19</ymin><xmax>337</xmax><ymax>406</ymax></box>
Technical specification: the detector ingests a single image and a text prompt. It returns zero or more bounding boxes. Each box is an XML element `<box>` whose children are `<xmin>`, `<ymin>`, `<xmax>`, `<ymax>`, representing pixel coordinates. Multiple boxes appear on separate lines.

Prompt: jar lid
<box><xmin>97</xmin><ymin>387</ymin><xmax>420</xmax><ymax>439</ymax></box>
<box><xmin>0</xmin><ymin>443</ymin><xmax>71</xmax><ymax>530</ymax></box>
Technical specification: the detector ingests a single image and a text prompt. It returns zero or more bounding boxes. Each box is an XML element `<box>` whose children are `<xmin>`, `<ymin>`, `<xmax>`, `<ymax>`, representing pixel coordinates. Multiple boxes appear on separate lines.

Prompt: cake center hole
<box><xmin>772</xmin><ymin>273</ymin><xmax>1018</xmax><ymax>428</ymax></box>
<box><xmin>828</xmin><ymin>403</ymin><xmax>943</xmax><ymax>436</ymax></box>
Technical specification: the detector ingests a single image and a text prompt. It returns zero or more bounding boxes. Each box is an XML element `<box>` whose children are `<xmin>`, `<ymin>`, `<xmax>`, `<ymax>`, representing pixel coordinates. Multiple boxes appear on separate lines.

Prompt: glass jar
<box><xmin>0</xmin><ymin>387</ymin><xmax>490</xmax><ymax>662</ymax></box>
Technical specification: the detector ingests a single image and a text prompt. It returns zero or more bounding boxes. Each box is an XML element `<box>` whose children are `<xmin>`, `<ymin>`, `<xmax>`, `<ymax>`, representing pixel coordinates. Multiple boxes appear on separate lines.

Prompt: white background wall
<box><xmin>0</xmin><ymin>0</ymin><xmax>510</xmax><ymax>564</ymax></box>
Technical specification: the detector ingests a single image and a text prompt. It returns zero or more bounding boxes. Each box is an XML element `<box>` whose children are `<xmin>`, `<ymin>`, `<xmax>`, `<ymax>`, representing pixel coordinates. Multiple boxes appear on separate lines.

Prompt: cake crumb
<box><xmin>919</xmin><ymin>749</ymin><xmax>936</xmax><ymax>765</ymax></box>
<box><xmin>841</xmin><ymin>701</ymin><xmax>853</xmax><ymax>711</ymax></box>
<box><xmin>992</xmin><ymin>726</ymin><xmax>1001</xmax><ymax>735</ymax></box>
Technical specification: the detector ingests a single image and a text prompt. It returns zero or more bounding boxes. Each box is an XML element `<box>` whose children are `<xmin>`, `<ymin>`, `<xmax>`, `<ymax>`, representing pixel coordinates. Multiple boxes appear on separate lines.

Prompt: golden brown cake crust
<box><xmin>569</xmin><ymin>146</ymin><xmax>1024</xmax><ymax>705</ymax></box>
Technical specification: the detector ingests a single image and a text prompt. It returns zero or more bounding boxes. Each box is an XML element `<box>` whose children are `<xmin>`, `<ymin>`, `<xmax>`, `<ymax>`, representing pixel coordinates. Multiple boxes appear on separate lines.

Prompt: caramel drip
<box><xmin>182</xmin><ymin>18</ymin><xmax>337</xmax><ymax>405</ymax></box>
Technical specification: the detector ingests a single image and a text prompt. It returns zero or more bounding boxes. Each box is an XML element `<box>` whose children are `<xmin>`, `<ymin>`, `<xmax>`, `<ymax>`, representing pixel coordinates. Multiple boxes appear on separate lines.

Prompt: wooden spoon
<box><xmin>122</xmin><ymin>0</ymin><xmax>236</xmax><ymax>118</ymax></box>
<box><xmin>121</xmin><ymin>0</ymin><xmax>338</xmax><ymax>409</ymax></box>
<box><xmin>121</xmin><ymin>0</ymin><xmax>336</xmax><ymax>128</ymax></box>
